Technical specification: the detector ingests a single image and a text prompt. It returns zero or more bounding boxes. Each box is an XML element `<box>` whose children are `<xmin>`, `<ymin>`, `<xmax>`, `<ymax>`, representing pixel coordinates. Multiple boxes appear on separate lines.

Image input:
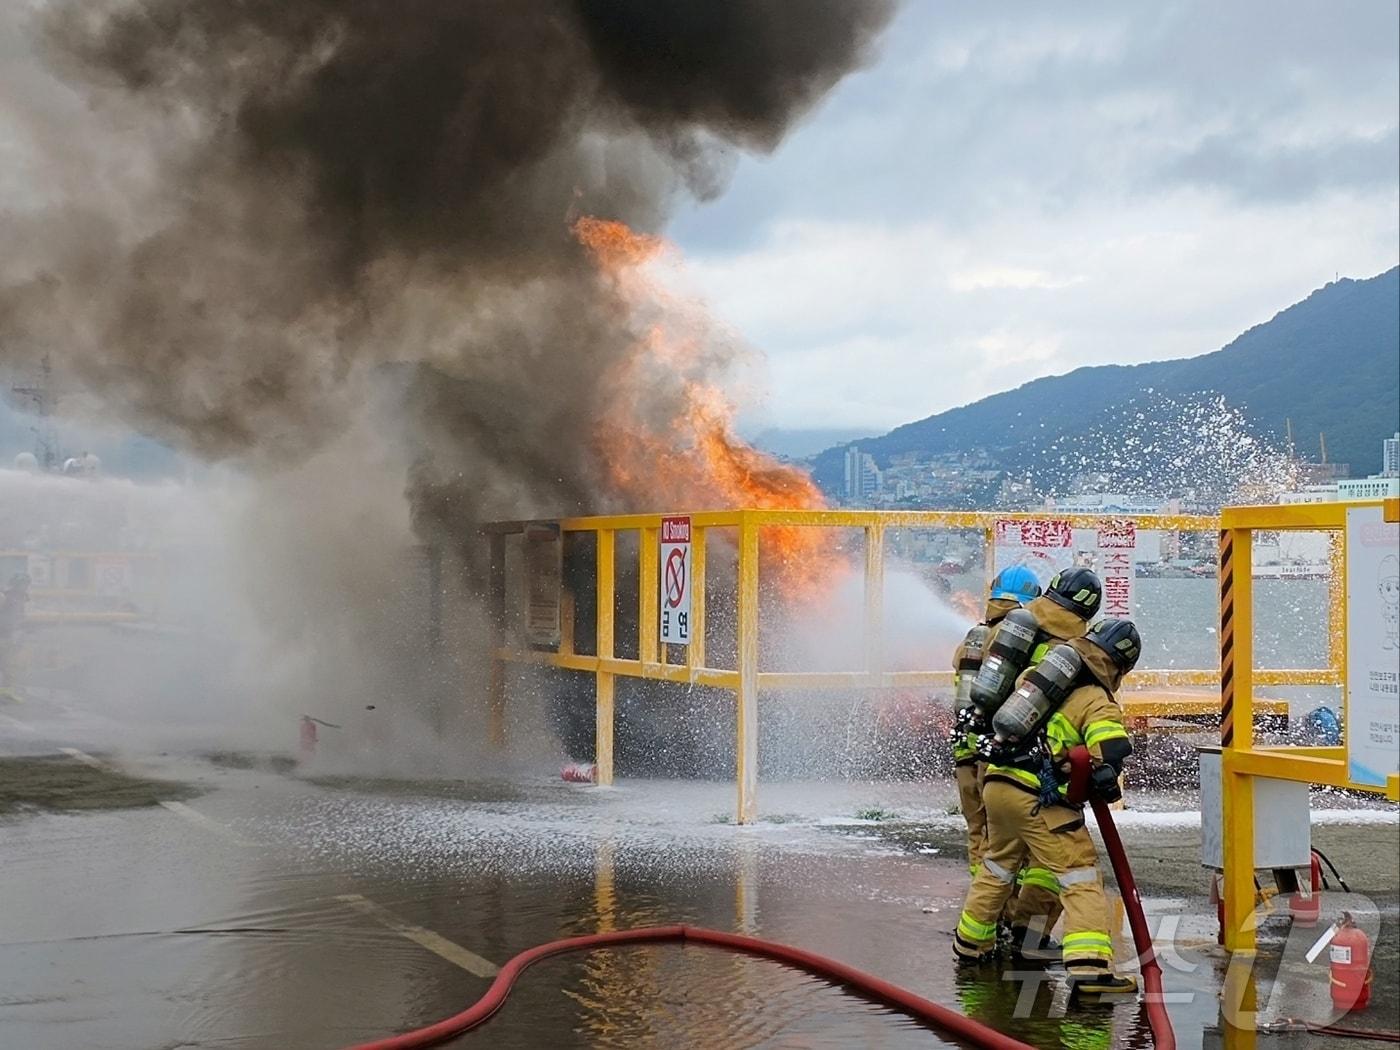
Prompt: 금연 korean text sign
<box><xmin>1345</xmin><ymin>505</ymin><xmax>1400</xmax><ymax>788</ymax></box>
<box><xmin>1096</xmin><ymin>521</ymin><xmax>1136</xmax><ymax>618</ymax></box>
<box><xmin>659</xmin><ymin>516</ymin><xmax>692</xmax><ymax>645</ymax></box>
<box><xmin>993</xmin><ymin>518</ymin><xmax>1075</xmax><ymax>586</ymax></box>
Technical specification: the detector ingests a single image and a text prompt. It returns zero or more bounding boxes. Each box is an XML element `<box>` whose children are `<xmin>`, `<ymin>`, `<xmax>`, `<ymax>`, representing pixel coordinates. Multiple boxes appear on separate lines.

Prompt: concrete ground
<box><xmin>1</xmin><ymin>691</ymin><xmax>1396</xmax><ymax>1050</ymax></box>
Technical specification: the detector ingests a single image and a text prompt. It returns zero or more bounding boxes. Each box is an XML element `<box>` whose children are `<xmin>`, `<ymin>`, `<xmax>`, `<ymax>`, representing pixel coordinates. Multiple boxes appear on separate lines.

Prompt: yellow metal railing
<box><xmin>485</xmin><ymin>508</ymin><xmax>1342</xmax><ymax>824</ymax></box>
<box><xmin>3</xmin><ymin>548</ymin><xmax>166</xmax><ymax>624</ymax></box>
<box><xmin>1217</xmin><ymin>498</ymin><xmax>1400</xmax><ymax>966</ymax></box>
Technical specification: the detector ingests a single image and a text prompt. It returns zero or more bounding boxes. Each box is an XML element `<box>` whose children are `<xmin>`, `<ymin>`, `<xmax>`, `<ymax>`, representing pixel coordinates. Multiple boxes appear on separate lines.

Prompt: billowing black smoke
<box><xmin>6</xmin><ymin>0</ymin><xmax>892</xmax><ymax>539</ymax></box>
<box><xmin>0</xmin><ymin>1</ymin><xmax>893</xmax><ymax>741</ymax></box>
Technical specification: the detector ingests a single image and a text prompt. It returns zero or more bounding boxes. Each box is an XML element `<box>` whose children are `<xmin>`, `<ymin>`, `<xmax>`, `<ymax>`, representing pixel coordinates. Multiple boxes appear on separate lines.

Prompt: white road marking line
<box><xmin>158</xmin><ymin>800</ymin><xmax>257</xmax><ymax>847</ymax></box>
<box><xmin>58</xmin><ymin>746</ymin><xmax>255</xmax><ymax>846</ymax></box>
<box><xmin>335</xmin><ymin>894</ymin><xmax>500</xmax><ymax>977</ymax></box>
<box><xmin>59</xmin><ymin>746</ymin><xmax>110</xmax><ymax>770</ymax></box>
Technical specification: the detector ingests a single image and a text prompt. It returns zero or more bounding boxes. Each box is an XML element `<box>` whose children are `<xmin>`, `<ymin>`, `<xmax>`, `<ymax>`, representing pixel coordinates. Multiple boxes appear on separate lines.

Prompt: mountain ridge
<box><xmin>812</xmin><ymin>267</ymin><xmax>1400</xmax><ymax>496</ymax></box>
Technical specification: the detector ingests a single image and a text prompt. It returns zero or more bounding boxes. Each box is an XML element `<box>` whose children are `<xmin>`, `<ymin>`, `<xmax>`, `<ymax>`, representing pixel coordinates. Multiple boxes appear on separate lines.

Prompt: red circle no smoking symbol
<box><xmin>664</xmin><ymin>548</ymin><xmax>686</xmax><ymax>608</ymax></box>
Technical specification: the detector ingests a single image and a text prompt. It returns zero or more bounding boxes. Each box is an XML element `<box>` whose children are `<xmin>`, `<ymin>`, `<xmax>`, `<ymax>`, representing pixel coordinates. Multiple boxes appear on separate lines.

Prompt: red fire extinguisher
<box><xmin>1210</xmin><ymin>873</ymin><xmax>1224</xmax><ymax>946</ymax></box>
<box><xmin>1289</xmin><ymin>851</ymin><xmax>1323</xmax><ymax>927</ymax></box>
<box><xmin>1329</xmin><ymin>912</ymin><xmax>1372</xmax><ymax>1012</ymax></box>
<box><xmin>298</xmin><ymin>715</ymin><xmax>341</xmax><ymax>761</ymax></box>
<box><xmin>299</xmin><ymin>715</ymin><xmax>318</xmax><ymax>758</ymax></box>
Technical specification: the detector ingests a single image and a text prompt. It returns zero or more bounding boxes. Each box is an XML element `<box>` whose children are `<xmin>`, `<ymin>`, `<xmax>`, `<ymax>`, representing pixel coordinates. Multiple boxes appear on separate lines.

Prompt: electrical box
<box><xmin>1199</xmin><ymin>746</ymin><xmax>1312</xmax><ymax>870</ymax></box>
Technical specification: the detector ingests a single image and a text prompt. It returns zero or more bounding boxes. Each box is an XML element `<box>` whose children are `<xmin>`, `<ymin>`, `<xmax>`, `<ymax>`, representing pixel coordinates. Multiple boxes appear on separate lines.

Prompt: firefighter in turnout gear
<box><xmin>954</xmin><ymin>617</ymin><xmax>1142</xmax><ymax>997</ymax></box>
<box><xmin>962</xmin><ymin>567</ymin><xmax>1102</xmax><ymax>960</ymax></box>
<box><xmin>951</xmin><ymin>566</ymin><xmax>1041</xmax><ymax>876</ymax></box>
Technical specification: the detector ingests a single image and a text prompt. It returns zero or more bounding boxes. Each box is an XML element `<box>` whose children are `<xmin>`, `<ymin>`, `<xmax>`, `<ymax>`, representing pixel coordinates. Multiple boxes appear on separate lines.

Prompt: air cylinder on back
<box><xmin>969</xmin><ymin>608</ymin><xmax>1038</xmax><ymax>716</ymax></box>
<box><xmin>992</xmin><ymin>643</ymin><xmax>1083</xmax><ymax>746</ymax></box>
<box><xmin>954</xmin><ymin>623</ymin><xmax>990</xmax><ymax>707</ymax></box>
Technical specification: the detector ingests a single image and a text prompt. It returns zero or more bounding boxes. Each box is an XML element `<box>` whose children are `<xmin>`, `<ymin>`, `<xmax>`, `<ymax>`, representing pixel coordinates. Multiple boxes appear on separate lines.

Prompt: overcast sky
<box><xmin>669</xmin><ymin>0</ymin><xmax>1400</xmax><ymax>435</ymax></box>
<box><xmin>1</xmin><ymin>2</ymin><xmax>1396</xmax><ymax>447</ymax></box>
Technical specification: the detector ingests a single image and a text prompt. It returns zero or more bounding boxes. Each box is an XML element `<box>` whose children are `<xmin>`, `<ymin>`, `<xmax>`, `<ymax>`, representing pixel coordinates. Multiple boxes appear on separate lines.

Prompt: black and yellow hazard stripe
<box><xmin>1219</xmin><ymin>529</ymin><xmax>1235</xmax><ymax>748</ymax></box>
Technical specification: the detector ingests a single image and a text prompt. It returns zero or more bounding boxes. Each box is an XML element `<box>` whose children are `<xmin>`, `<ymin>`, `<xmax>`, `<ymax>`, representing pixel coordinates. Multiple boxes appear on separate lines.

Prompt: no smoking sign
<box><xmin>659</xmin><ymin>516</ymin><xmax>692</xmax><ymax>645</ymax></box>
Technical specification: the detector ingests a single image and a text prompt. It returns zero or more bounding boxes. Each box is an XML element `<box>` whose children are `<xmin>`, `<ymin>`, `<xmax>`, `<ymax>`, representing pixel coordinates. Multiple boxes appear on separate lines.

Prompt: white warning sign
<box><xmin>659</xmin><ymin>516</ymin><xmax>692</xmax><ymax>645</ymax></box>
<box><xmin>1345</xmin><ymin>504</ymin><xmax>1400</xmax><ymax>789</ymax></box>
<box><xmin>1095</xmin><ymin>521</ymin><xmax>1137</xmax><ymax>619</ymax></box>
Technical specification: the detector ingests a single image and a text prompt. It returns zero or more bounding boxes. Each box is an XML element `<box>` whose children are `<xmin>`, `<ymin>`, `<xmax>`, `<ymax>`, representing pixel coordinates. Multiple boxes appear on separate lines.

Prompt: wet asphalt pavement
<box><xmin>2</xmin><ymin>692</ymin><xmax>1397</xmax><ymax>1050</ymax></box>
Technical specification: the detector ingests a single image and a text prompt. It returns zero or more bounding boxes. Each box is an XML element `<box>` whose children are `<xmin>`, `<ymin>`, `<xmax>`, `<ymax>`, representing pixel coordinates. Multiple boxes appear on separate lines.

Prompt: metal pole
<box><xmin>864</xmin><ymin>524</ymin><xmax>885</xmax><ymax>682</ymax></box>
<box><xmin>595</xmin><ymin>529</ymin><xmax>616</xmax><ymax>787</ymax></box>
<box><xmin>639</xmin><ymin>527</ymin><xmax>659</xmax><ymax>667</ymax></box>
<box><xmin>1221</xmin><ymin>951</ymin><xmax>1259</xmax><ymax>1050</ymax></box>
<box><xmin>736</xmin><ymin>515</ymin><xmax>760</xmax><ymax>824</ymax></box>
<box><xmin>687</xmin><ymin>526</ymin><xmax>707</xmax><ymax>673</ymax></box>
<box><xmin>1220</xmin><ymin>525</ymin><xmax>1257</xmax><ymax>955</ymax></box>
<box><xmin>487</xmin><ymin>534</ymin><xmax>507</xmax><ymax>750</ymax></box>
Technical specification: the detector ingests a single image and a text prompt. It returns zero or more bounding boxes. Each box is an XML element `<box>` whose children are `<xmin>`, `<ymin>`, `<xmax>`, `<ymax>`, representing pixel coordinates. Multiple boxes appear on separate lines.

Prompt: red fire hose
<box><xmin>341</xmin><ymin>924</ymin><xmax>1038</xmax><ymax>1050</ymax></box>
<box><xmin>344</xmin><ymin>750</ymin><xmax>1175</xmax><ymax>1050</ymax></box>
<box><xmin>1067</xmin><ymin>745</ymin><xmax>1177</xmax><ymax>1050</ymax></box>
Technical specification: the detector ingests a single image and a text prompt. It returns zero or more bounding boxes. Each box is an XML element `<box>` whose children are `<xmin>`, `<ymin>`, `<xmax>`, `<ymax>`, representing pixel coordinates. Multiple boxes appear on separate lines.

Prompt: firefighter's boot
<box><xmin>1067</xmin><ymin>966</ymin><xmax>1139</xmax><ymax>997</ymax></box>
<box><xmin>1007</xmin><ymin>926</ymin><xmax>1063</xmax><ymax>966</ymax></box>
<box><xmin>953</xmin><ymin>942</ymin><xmax>998</xmax><ymax>967</ymax></box>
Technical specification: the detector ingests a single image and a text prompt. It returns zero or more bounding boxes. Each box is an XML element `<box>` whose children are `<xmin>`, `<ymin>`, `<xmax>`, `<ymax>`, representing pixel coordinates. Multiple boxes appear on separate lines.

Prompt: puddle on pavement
<box><xmin>0</xmin><ymin>765</ymin><xmax>1392</xmax><ymax>1049</ymax></box>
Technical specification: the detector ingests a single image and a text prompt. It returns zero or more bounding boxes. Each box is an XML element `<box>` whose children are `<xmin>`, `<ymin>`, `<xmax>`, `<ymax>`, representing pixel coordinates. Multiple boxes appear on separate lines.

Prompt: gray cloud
<box><xmin>673</xmin><ymin>0</ymin><xmax>1399</xmax><ymax>246</ymax></box>
<box><xmin>1160</xmin><ymin>129</ymin><xmax>1400</xmax><ymax>202</ymax></box>
<box><xmin>670</xmin><ymin>0</ymin><xmax>1400</xmax><ymax>432</ymax></box>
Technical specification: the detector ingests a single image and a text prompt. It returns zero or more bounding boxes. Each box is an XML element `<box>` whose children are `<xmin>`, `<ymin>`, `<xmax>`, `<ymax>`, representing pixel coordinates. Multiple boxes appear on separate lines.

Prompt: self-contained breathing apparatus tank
<box><xmin>968</xmin><ymin>607</ymin><xmax>1039</xmax><ymax>716</ymax></box>
<box><xmin>953</xmin><ymin>623</ymin><xmax>990</xmax><ymax>707</ymax></box>
<box><xmin>991</xmin><ymin>643</ymin><xmax>1084</xmax><ymax>746</ymax></box>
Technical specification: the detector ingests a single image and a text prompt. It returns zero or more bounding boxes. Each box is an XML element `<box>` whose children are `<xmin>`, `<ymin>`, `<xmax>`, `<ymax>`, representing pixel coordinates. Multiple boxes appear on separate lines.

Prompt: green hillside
<box><xmin>813</xmin><ymin>267</ymin><xmax>1400</xmax><ymax>496</ymax></box>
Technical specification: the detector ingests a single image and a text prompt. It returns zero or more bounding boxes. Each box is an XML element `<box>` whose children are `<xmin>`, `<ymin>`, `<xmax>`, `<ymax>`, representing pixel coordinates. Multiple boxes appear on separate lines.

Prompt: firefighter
<box><xmin>950</xmin><ymin>566</ymin><xmax>1041</xmax><ymax>876</ymax></box>
<box><xmin>964</xmin><ymin>566</ymin><xmax>1103</xmax><ymax>960</ymax></box>
<box><xmin>954</xmin><ymin>617</ymin><xmax>1142</xmax><ymax>997</ymax></box>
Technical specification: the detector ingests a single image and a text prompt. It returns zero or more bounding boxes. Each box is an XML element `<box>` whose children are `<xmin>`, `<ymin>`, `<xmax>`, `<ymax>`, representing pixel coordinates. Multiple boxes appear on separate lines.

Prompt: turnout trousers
<box><xmin>955</xmin><ymin>762</ymin><xmax>989</xmax><ymax>874</ymax></box>
<box><xmin>955</xmin><ymin>780</ymin><xmax>1116</xmax><ymax>972</ymax></box>
<box><xmin>956</xmin><ymin>762</ymin><xmax>1064</xmax><ymax>934</ymax></box>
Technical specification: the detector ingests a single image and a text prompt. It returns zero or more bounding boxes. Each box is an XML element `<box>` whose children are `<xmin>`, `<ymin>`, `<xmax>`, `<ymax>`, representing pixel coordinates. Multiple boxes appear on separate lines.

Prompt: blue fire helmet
<box><xmin>990</xmin><ymin>565</ymin><xmax>1042</xmax><ymax>603</ymax></box>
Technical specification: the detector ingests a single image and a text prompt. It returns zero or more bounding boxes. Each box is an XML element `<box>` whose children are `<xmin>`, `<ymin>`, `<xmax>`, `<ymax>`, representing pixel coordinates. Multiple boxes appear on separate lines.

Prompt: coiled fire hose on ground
<box><xmin>343</xmin><ymin>750</ymin><xmax>1176</xmax><ymax>1050</ymax></box>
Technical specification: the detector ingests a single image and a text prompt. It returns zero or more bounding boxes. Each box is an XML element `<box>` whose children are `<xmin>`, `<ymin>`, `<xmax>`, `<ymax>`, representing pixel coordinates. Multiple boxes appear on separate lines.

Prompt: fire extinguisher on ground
<box><xmin>1288</xmin><ymin>851</ymin><xmax>1323</xmax><ymax>927</ymax></box>
<box><xmin>299</xmin><ymin>715</ymin><xmax>342</xmax><ymax>760</ymax></box>
<box><xmin>1328</xmin><ymin>912</ymin><xmax>1372</xmax><ymax>1013</ymax></box>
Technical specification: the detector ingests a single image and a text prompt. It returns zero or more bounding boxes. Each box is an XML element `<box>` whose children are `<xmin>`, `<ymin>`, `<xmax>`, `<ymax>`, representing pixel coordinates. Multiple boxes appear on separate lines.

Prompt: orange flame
<box><xmin>574</xmin><ymin>216</ymin><xmax>836</xmax><ymax>597</ymax></box>
<box><xmin>949</xmin><ymin>588</ymin><xmax>981</xmax><ymax>622</ymax></box>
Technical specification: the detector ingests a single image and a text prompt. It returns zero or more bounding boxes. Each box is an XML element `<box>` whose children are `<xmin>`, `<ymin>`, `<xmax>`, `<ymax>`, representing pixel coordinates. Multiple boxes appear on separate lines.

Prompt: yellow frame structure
<box><xmin>1218</xmin><ymin>498</ymin><xmax>1400</xmax><ymax>961</ymax></box>
<box><xmin>3</xmin><ymin>548</ymin><xmax>165</xmax><ymax>625</ymax></box>
<box><xmin>486</xmin><ymin>508</ymin><xmax>1341</xmax><ymax>824</ymax></box>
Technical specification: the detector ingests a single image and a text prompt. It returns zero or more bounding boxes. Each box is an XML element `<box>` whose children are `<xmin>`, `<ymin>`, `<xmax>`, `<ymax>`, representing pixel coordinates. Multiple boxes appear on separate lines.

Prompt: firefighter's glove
<box><xmin>1090</xmin><ymin>763</ymin><xmax>1122</xmax><ymax>803</ymax></box>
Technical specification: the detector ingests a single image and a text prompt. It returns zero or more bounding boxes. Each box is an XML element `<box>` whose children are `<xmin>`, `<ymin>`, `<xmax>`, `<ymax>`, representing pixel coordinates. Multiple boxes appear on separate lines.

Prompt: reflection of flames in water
<box><xmin>575</xmin><ymin>217</ymin><xmax>838</xmax><ymax>598</ymax></box>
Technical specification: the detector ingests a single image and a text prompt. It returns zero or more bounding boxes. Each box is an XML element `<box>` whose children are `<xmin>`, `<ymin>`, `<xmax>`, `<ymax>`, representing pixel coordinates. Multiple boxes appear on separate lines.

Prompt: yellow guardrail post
<box><xmin>687</xmin><ymin>526</ymin><xmax>707</xmax><ymax>672</ymax></box>
<box><xmin>736</xmin><ymin>513</ymin><xmax>760</xmax><ymax>824</ymax></box>
<box><xmin>864</xmin><ymin>523</ymin><xmax>885</xmax><ymax>678</ymax></box>
<box><xmin>1220</xmin><ymin>522</ymin><xmax>1256</xmax><ymax>954</ymax></box>
<box><xmin>1222</xmin><ymin>950</ymin><xmax>1259</xmax><ymax>1050</ymax></box>
<box><xmin>560</xmin><ymin>589</ymin><xmax>575</xmax><ymax>656</ymax></box>
<box><xmin>1328</xmin><ymin>531</ymin><xmax>1345</xmax><ymax>682</ymax></box>
<box><xmin>596</xmin><ymin>529</ymin><xmax>616</xmax><ymax>787</ymax></box>
<box><xmin>982</xmin><ymin>524</ymin><xmax>995</xmax><ymax>591</ymax></box>
<box><xmin>639</xmin><ymin>525</ymin><xmax>659</xmax><ymax>668</ymax></box>
<box><xmin>488</xmin><ymin>533</ymin><xmax>508</xmax><ymax>749</ymax></box>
